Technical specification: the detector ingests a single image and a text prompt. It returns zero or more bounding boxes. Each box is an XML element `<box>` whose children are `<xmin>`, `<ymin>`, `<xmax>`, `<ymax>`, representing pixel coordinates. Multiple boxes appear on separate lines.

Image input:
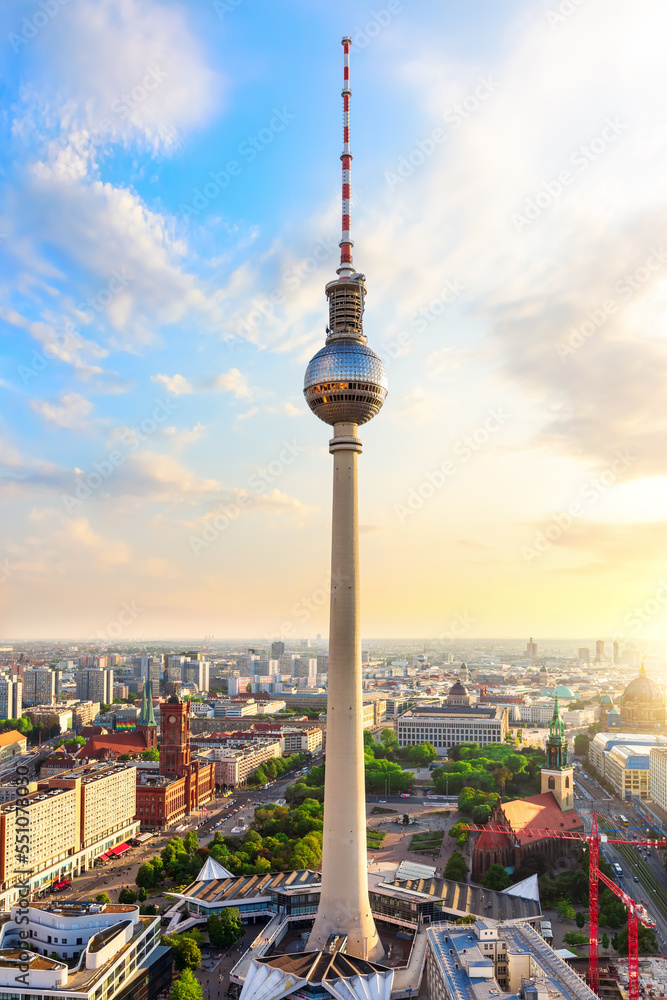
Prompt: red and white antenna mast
<box><xmin>338</xmin><ymin>36</ymin><xmax>354</xmax><ymax>277</ymax></box>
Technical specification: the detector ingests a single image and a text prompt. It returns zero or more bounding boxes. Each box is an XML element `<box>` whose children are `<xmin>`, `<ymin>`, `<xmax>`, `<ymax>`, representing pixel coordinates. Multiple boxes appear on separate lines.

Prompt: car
<box><xmin>634</xmin><ymin>876</ymin><xmax>640</xmax><ymax>882</ymax></box>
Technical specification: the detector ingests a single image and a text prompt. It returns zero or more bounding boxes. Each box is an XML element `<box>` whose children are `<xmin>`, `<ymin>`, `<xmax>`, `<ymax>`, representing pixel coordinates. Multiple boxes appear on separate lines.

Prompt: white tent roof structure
<box><xmin>197</xmin><ymin>856</ymin><xmax>233</xmax><ymax>881</ymax></box>
<box><xmin>501</xmin><ymin>873</ymin><xmax>540</xmax><ymax>902</ymax></box>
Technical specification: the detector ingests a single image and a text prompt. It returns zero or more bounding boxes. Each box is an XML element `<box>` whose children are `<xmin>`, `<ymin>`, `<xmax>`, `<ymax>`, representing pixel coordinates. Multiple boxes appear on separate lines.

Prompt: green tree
<box><xmin>168</xmin><ymin>969</ymin><xmax>203</xmax><ymax>1000</ymax></box>
<box><xmin>142</xmin><ymin>748</ymin><xmax>159</xmax><ymax>761</ymax></box>
<box><xmin>443</xmin><ymin>851</ymin><xmax>468</xmax><ymax>883</ymax></box>
<box><xmin>574</xmin><ymin>734</ymin><xmax>591</xmax><ymax>757</ymax></box>
<box><xmin>136</xmin><ymin>861</ymin><xmax>160</xmax><ymax>889</ymax></box>
<box><xmin>612</xmin><ymin>924</ymin><xmax>657</xmax><ymax>956</ymax></box>
<box><xmin>207</xmin><ymin>908</ymin><xmax>243</xmax><ymax>948</ymax></box>
<box><xmin>557</xmin><ymin>899</ymin><xmax>576</xmax><ymax>921</ymax></box>
<box><xmin>602</xmin><ymin>933</ymin><xmax>609</xmax><ymax>950</ymax></box>
<box><xmin>576</xmin><ymin>911</ymin><xmax>585</xmax><ymax>928</ymax></box>
<box><xmin>95</xmin><ymin>892</ymin><xmax>111</xmax><ymax>903</ymax></box>
<box><xmin>184</xmin><ymin>830</ymin><xmax>198</xmax><ymax>854</ymax></box>
<box><xmin>163</xmin><ymin>934</ymin><xmax>201</xmax><ymax>971</ymax></box>
<box><xmin>380</xmin><ymin>728</ymin><xmax>398</xmax><ymax>751</ymax></box>
<box><xmin>563</xmin><ymin>931</ymin><xmax>588</xmax><ymax>947</ymax></box>
<box><xmin>482</xmin><ymin>864</ymin><xmax>510</xmax><ymax>891</ymax></box>
<box><xmin>406</xmin><ymin>742</ymin><xmax>438</xmax><ymax>766</ymax></box>
<box><xmin>137</xmin><ymin>886</ymin><xmax>148</xmax><ymax>902</ymax></box>
<box><xmin>118</xmin><ymin>888</ymin><xmax>137</xmax><ymax>903</ymax></box>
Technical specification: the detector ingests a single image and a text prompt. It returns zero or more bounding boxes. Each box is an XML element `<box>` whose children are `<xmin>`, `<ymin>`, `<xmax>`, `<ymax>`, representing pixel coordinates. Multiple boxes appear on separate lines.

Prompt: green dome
<box><xmin>600</xmin><ymin>694</ymin><xmax>614</xmax><ymax>706</ymax></box>
<box><xmin>552</xmin><ymin>685</ymin><xmax>575</xmax><ymax>699</ymax></box>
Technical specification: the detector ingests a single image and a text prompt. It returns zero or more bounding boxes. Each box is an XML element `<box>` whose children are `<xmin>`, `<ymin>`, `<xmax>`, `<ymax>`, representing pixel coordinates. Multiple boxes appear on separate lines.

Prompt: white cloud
<box><xmin>30</xmin><ymin>392</ymin><xmax>95</xmax><ymax>429</ymax></box>
<box><xmin>151</xmin><ymin>373</ymin><xmax>193</xmax><ymax>396</ymax></box>
<box><xmin>152</xmin><ymin>368</ymin><xmax>254</xmax><ymax>400</ymax></box>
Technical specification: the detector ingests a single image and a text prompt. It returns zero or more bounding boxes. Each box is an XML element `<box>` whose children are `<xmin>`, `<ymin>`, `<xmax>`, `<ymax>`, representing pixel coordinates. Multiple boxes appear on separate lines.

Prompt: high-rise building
<box><xmin>595</xmin><ymin>639</ymin><xmax>605</xmax><ymax>662</ymax></box>
<box><xmin>301</xmin><ymin>37</ymin><xmax>388</xmax><ymax>962</ymax></box>
<box><xmin>292</xmin><ymin>657</ymin><xmax>317</xmax><ymax>680</ymax></box>
<box><xmin>76</xmin><ymin>667</ymin><xmax>113</xmax><ymax>704</ymax></box>
<box><xmin>578</xmin><ymin>647</ymin><xmax>590</xmax><ymax>663</ymax></box>
<box><xmin>526</xmin><ymin>636</ymin><xmax>537</xmax><ymax>657</ymax></box>
<box><xmin>22</xmin><ymin>667</ymin><xmax>60</xmax><ymax>707</ymax></box>
<box><xmin>613</xmin><ymin>639</ymin><xmax>620</xmax><ymax>664</ymax></box>
<box><xmin>271</xmin><ymin>641</ymin><xmax>285</xmax><ymax>658</ymax></box>
<box><xmin>0</xmin><ymin>678</ymin><xmax>22</xmax><ymax>720</ymax></box>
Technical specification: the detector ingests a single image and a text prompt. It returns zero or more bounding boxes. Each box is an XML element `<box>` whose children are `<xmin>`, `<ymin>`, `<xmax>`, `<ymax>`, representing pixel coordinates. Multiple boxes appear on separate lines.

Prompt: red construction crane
<box><xmin>595</xmin><ymin>862</ymin><xmax>655</xmax><ymax>1000</ymax></box>
<box><xmin>460</xmin><ymin>811</ymin><xmax>665</xmax><ymax>996</ymax></box>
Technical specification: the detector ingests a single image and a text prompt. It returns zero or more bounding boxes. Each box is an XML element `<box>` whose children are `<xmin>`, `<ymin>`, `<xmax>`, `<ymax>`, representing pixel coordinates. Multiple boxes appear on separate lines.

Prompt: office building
<box><xmin>271</xmin><ymin>641</ymin><xmax>285</xmax><ymax>658</ymax></box>
<box><xmin>649</xmin><ymin>747</ymin><xmax>667</xmax><ymax>812</ymax></box>
<box><xmin>578</xmin><ymin>647</ymin><xmax>590</xmax><ymax>663</ymax></box>
<box><xmin>595</xmin><ymin>639</ymin><xmax>605</xmax><ymax>662</ymax></box>
<box><xmin>200</xmin><ymin>738</ymin><xmax>282</xmax><ymax>788</ymax></box>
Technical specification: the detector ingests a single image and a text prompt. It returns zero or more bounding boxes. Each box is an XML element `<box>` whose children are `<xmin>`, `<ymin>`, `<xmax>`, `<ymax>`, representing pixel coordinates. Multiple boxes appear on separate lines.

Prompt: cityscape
<box><xmin>1</xmin><ymin>2</ymin><xmax>666</xmax><ymax>1000</ymax></box>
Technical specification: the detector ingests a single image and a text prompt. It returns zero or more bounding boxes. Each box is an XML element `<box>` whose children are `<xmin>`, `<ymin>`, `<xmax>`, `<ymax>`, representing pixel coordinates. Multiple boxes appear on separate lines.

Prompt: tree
<box><xmin>443</xmin><ymin>851</ymin><xmax>468</xmax><ymax>883</ymax></box>
<box><xmin>575</xmin><ymin>911</ymin><xmax>585</xmax><ymax>928</ymax></box>
<box><xmin>118</xmin><ymin>888</ymin><xmax>137</xmax><ymax>904</ymax></box>
<box><xmin>556</xmin><ymin>898</ymin><xmax>576</xmax><ymax>921</ymax></box>
<box><xmin>207</xmin><ymin>908</ymin><xmax>243</xmax><ymax>948</ymax></box>
<box><xmin>602</xmin><ymin>933</ymin><xmax>609</xmax><ymax>950</ymax></box>
<box><xmin>380</xmin><ymin>728</ymin><xmax>398</xmax><ymax>752</ymax></box>
<box><xmin>95</xmin><ymin>892</ymin><xmax>111</xmax><ymax>904</ymax></box>
<box><xmin>612</xmin><ymin>924</ymin><xmax>657</xmax><ymax>956</ymax></box>
<box><xmin>137</xmin><ymin>886</ymin><xmax>148</xmax><ymax>902</ymax></box>
<box><xmin>168</xmin><ymin>969</ymin><xmax>203</xmax><ymax>1000</ymax></box>
<box><xmin>163</xmin><ymin>934</ymin><xmax>201</xmax><ymax>971</ymax></box>
<box><xmin>184</xmin><ymin>829</ymin><xmax>198</xmax><ymax>854</ymax></box>
<box><xmin>142</xmin><ymin>748</ymin><xmax>159</xmax><ymax>761</ymax></box>
<box><xmin>136</xmin><ymin>861</ymin><xmax>160</xmax><ymax>889</ymax></box>
<box><xmin>563</xmin><ymin>931</ymin><xmax>588</xmax><ymax>947</ymax></box>
<box><xmin>574</xmin><ymin>734</ymin><xmax>591</xmax><ymax>758</ymax></box>
<box><xmin>482</xmin><ymin>864</ymin><xmax>510</xmax><ymax>891</ymax></box>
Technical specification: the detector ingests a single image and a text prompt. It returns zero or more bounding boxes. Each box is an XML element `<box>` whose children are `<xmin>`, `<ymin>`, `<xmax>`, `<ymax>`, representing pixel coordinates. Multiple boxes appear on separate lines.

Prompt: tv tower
<box><xmin>303</xmin><ymin>37</ymin><xmax>388</xmax><ymax>961</ymax></box>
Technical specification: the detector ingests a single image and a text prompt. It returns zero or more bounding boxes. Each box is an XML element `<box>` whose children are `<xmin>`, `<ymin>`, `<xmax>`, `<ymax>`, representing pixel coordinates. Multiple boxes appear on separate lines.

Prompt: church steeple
<box><xmin>541</xmin><ymin>694</ymin><xmax>574</xmax><ymax>810</ymax></box>
<box><xmin>139</xmin><ymin>683</ymin><xmax>147</xmax><ymax>726</ymax></box>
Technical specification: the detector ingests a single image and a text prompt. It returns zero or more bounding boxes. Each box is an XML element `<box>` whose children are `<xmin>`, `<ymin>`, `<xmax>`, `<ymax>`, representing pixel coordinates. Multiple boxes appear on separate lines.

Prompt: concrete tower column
<box><xmin>307</xmin><ymin>421</ymin><xmax>383</xmax><ymax>961</ymax></box>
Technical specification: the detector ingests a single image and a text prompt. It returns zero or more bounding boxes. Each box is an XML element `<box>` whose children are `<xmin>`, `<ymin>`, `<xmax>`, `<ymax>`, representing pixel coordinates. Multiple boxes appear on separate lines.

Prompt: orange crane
<box><xmin>460</xmin><ymin>811</ymin><xmax>665</xmax><ymax>997</ymax></box>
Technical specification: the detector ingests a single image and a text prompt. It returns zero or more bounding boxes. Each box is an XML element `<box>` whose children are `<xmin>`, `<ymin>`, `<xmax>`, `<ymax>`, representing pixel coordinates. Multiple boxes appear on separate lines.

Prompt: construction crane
<box><xmin>595</xmin><ymin>863</ymin><xmax>655</xmax><ymax>1000</ymax></box>
<box><xmin>460</xmin><ymin>811</ymin><xmax>666</xmax><ymax>995</ymax></box>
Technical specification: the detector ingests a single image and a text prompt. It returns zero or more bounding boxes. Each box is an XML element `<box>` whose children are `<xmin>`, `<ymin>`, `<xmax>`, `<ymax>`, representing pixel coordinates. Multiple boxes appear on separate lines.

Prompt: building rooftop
<box><xmin>176</xmin><ymin>869</ymin><xmax>321</xmax><ymax>906</ymax></box>
<box><xmin>0</xmin><ymin>730</ymin><xmax>26</xmax><ymax>747</ymax></box>
<box><xmin>428</xmin><ymin>921</ymin><xmax>597</xmax><ymax>1000</ymax></box>
<box><xmin>372</xmin><ymin>873</ymin><xmax>541</xmax><ymax>922</ymax></box>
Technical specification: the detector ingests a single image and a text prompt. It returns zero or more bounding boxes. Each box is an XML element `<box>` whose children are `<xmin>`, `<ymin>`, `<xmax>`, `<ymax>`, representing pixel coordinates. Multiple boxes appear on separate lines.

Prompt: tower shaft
<box><xmin>307</xmin><ymin>422</ymin><xmax>383</xmax><ymax>961</ymax></box>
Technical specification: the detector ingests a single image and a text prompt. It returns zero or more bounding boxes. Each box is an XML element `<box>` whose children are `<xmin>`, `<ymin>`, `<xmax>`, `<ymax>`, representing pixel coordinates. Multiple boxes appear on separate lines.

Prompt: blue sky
<box><xmin>2</xmin><ymin>0</ymin><xmax>667</xmax><ymax>641</ymax></box>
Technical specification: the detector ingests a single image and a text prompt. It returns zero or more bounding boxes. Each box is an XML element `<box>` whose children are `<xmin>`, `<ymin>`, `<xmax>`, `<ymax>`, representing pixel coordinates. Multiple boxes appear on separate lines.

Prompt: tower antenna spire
<box><xmin>338</xmin><ymin>36</ymin><xmax>354</xmax><ymax>277</ymax></box>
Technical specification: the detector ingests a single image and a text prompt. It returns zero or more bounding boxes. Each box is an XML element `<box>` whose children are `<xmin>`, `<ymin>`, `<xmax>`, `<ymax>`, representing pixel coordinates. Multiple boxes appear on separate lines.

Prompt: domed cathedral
<box><xmin>446</xmin><ymin>675</ymin><xmax>475</xmax><ymax>707</ymax></box>
<box><xmin>619</xmin><ymin>662</ymin><xmax>667</xmax><ymax>732</ymax></box>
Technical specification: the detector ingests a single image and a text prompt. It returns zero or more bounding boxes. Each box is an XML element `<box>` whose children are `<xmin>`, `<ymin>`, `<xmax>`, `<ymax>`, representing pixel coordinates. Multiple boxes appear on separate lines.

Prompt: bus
<box><xmin>619</xmin><ymin>815</ymin><xmax>629</xmax><ymax>827</ymax></box>
<box><xmin>613</xmin><ymin>863</ymin><xmax>623</xmax><ymax>878</ymax></box>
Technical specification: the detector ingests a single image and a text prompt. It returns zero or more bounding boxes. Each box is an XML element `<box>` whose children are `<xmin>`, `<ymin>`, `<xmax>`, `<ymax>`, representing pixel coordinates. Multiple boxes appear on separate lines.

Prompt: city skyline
<box><xmin>2</xmin><ymin>0</ymin><xmax>667</xmax><ymax>640</ymax></box>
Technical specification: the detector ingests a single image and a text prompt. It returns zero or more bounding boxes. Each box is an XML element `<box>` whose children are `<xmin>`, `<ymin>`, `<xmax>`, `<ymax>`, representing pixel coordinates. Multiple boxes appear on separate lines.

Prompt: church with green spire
<box><xmin>540</xmin><ymin>696</ymin><xmax>574</xmax><ymax>810</ymax></box>
<box><xmin>137</xmin><ymin>678</ymin><xmax>158</xmax><ymax>749</ymax></box>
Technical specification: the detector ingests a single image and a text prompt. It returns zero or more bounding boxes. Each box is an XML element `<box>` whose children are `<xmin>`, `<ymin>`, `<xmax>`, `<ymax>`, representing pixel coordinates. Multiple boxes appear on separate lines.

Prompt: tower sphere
<box><xmin>304</xmin><ymin>339</ymin><xmax>388</xmax><ymax>425</ymax></box>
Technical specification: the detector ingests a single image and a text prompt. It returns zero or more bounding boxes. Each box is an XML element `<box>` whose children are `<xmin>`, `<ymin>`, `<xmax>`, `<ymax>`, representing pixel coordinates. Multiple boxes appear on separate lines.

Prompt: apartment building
<box><xmin>0</xmin><ymin>677</ymin><xmax>22</xmax><ymax>720</ymax></box>
<box><xmin>24</xmin><ymin>705</ymin><xmax>73</xmax><ymax>733</ymax></box>
<box><xmin>22</xmin><ymin>667</ymin><xmax>61</xmax><ymax>707</ymax></box>
<box><xmin>0</xmin><ymin>763</ymin><xmax>139</xmax><ymax>907</ymax></box>
<box><xmin>76</xmin><ymin>668</ymin><xmax>113</xmax><ymax>705</ymax></box>
<box><xmin>202</xmin><ymin>738</ymin><xmax>282</xmax><ymax>788</ymax></box>
<box><xmin>0</xmin><ymin>730</ymin><xmax>27</xmax><ymax>762</ymax></box>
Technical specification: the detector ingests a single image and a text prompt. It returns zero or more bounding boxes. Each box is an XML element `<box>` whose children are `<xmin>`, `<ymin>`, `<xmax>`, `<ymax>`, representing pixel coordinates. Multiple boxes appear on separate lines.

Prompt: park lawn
<box><xmin>367</xmin><ymin>829</ymin><xmax>387</xmax><ymax>846</ymax></box>
<box><xmin>409</xmin><ymin>831</ymin><xmax>444</xmax><ymax>851</ymax></box>
<box><xmin>371</xmin><ymin>806</ymin><xmax>398</xmax><ymax>815</ymax></box>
